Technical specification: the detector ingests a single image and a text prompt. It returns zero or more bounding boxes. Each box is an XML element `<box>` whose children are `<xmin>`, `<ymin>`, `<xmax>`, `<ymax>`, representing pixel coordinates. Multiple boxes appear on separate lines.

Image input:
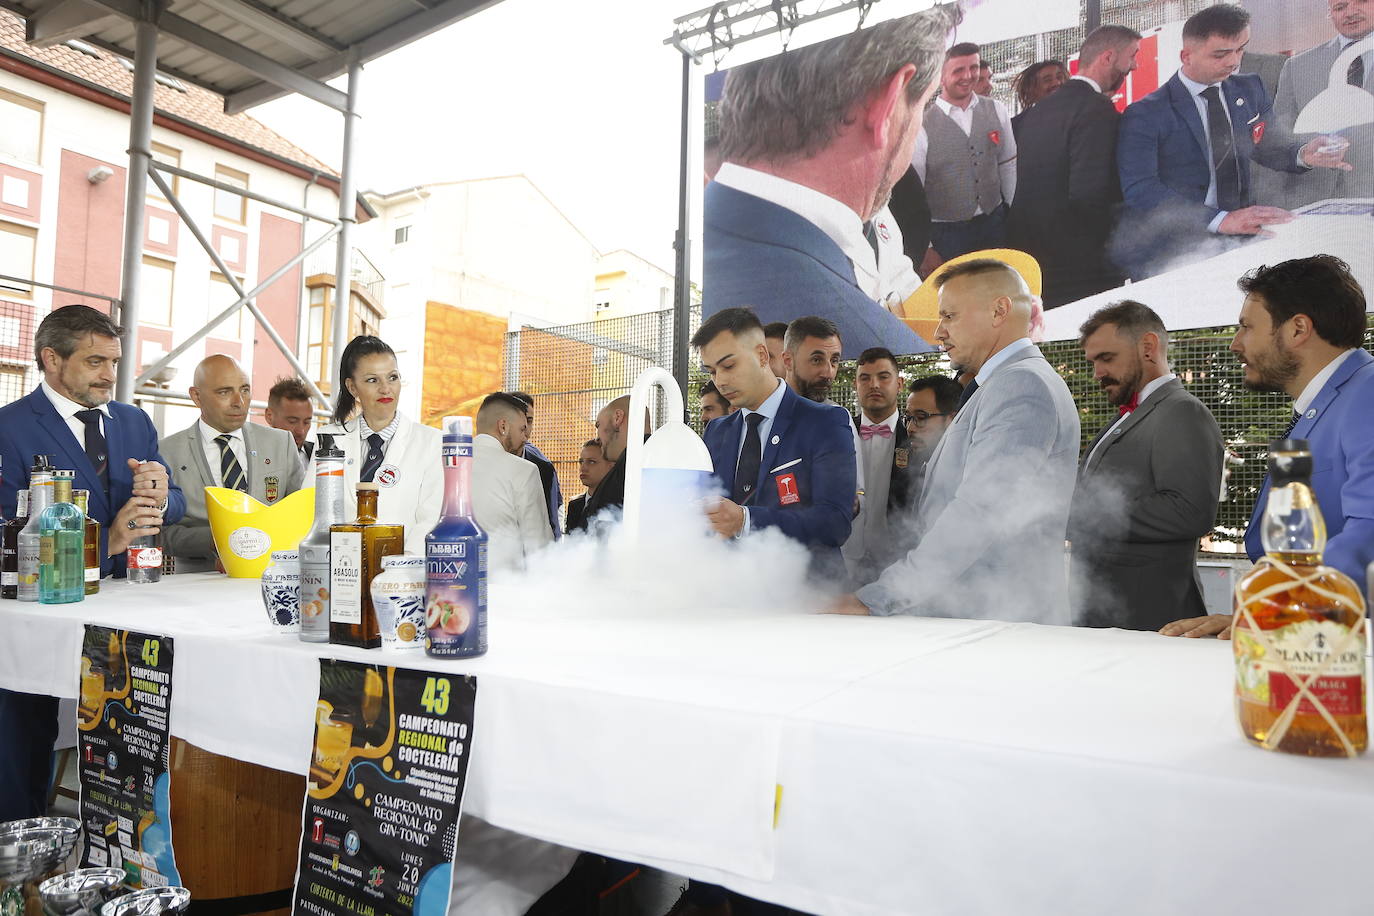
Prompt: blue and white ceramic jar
<box><xmin>371</xmin><ymin>555</ymin><xmax>426</xmax><ymax>650</ymax></box>
<box><xmin>260</xmin><ymin>549</ymin><xmax>300</xmax><ymax>631</ymax></box>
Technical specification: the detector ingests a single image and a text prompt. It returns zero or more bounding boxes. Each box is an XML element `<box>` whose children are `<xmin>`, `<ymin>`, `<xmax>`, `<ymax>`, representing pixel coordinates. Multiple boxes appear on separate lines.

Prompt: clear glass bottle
<box><xmin>39</xmin><ymin>471</ymin><xmax>85</xmax><ymax>604</ymax></box>
<box><xmin>1233</xmin><ymin>439</ymin><xmax>1367</xmax><ymax>757</ymax></box>
<box><xmin>425</xmin><ymin>416</ymin><xmax>489</xmax><ymax>659</ymax></box>
<box><xmin>126</xmin><ymin>461</ymin><xmax>162</xmax><ymax>583</ymax></box>
<box><xmin>3</xmin><ymin>489</ymin><xmax>30</xmax><ymax>599</ymax></box>
<box><xmin>17</xmin><ymin>455</ymin><xmax>54</xmax><ymax>602</ymax></box>
<box><xmin>73</xmin><ymin>489</ymin><xmax>100</xmax><ymax>595</ymax></box>
<box><xmin>329</xmin><ymin>483</ymin><xmax>403</xmax><ymax>649</ymax></box>
<box><xmin>300</xmin><ymin>433</ymin><xmax>346</xmax><ymax>644</ymax></box>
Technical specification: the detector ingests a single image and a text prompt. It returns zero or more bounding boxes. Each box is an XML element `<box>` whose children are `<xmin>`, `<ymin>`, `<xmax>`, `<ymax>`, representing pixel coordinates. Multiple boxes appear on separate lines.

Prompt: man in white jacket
<box><xmin>472</xmin><ymin>392</ymin><xmax>553</xmax><ymax>571</ymax></box>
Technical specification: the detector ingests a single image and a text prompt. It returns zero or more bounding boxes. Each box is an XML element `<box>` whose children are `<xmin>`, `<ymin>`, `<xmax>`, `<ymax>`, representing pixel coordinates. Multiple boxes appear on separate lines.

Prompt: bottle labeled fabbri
<box><xmin>1233</xmin><ymin>439</ymin><xmax>1367</xmax><ymax>757</ymax></box>
<box><xmin>17</xmin><ymin>455</ymin><xmax>54</xmax><ymax>602</ymax></box>
<box><xmin>300</xmin><ymin>434</ymin><xmax>346</xmax><ymax>644</ymax></box>
<box><xmin>39</xmin><ymin>470</ymin><xmax>85</xmax><ymax>604</ymax></box>
<box><xmin>2</xmin><ymin>490</ymin><xmax>30</xmax><ymax>599</ymax></box>
<box><xmin>426</xmin><ymin>416</ymin><xmax>489</xmax><ymax>659</ymax></box>
<box><xmin>73</xmin><ymin>489</ymin><xmax>100</xmax><ymax>594</ymax></box>
<box><xmin>329</xmin><ymin>482</ymin><xmax>403</xmax><ymax>649</ymax></box>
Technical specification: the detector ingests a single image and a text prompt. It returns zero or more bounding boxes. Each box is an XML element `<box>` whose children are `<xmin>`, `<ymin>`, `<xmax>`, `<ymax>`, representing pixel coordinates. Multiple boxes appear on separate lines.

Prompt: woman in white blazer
<box><xmin>320</xmin><ymin>335</ymin><xmax>442</xmax><ymax>555</ymax></box>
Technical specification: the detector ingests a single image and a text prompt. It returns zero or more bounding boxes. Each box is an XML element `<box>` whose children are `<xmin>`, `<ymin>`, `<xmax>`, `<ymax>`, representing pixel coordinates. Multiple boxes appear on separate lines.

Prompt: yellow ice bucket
<box><xmin>204</xmin><ymin>486</ymin><xmax>316</xmax><ymax>578</ymax></box>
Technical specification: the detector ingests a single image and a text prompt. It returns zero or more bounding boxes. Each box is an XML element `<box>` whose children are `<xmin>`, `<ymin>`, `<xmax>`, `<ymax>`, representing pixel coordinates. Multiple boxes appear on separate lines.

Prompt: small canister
<box><xmin>260</xmin><ymin>550</ymin><xmax>300</xmax><ymax>631</ymax></box>
<box><xmin>371</xmin><ymin>555</ymin><xmax>426</xmax><ymax>650</ymax></box>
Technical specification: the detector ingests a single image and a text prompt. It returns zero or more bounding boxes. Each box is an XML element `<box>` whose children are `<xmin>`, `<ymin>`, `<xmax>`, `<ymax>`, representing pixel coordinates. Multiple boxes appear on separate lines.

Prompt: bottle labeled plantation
<box><xmin>329</xmin><ymin>482</ymin><xmax>403</xmax><ymax>649</ymax></box>
<box><xmin>426</xmin><ymin>416</ymin><xmax>488</xmax><ymax>659</ymax></box>
<box><xmin>3</xmin><ymin>489</ymin><xmax>30</xmax><ymax>599</ymax></box>
<box><xmin>1233</xmin><ymin>439</ymin><xmax>1367</xmax><ymax>758</ymax></box>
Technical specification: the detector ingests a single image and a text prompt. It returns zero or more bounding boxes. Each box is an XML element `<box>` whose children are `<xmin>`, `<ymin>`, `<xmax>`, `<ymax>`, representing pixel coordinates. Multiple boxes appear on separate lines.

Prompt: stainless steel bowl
<box><xmin>0</xmin><ymin>826</ymin><xmax>73</xmax><ymax>884</ymax></box>
<box><xmin>39</xmin><ymin>867</ymin><xmax>127</xmax><ymax>915</ymax></box>
<box><xmin>99</xmin><ymin>887</ymin><xmax>190</xmax><ymax>915</ymax></box>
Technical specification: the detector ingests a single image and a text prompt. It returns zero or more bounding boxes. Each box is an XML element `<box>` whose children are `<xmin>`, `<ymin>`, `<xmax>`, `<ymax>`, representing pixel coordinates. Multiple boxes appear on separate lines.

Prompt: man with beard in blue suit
<box><xmin>1112</xmin><ymin>4</ymin><xmax>1350</xmax><ymax>279</ymax></box>
<box><xmin>0</xmin><ymin>304</ymin><xmax>185</xmax><ymax>820</ymax></box>
<box><xmin>1164</xmin><ymin>255</ymin><xmax>1374</xmax><ymax>639</ymax></box>
<box><xmin>695</xmin><ymin>307</ymin><xmax>856</xmax><ymax>581</ymax></box>
<box><xmin>703</xmin><ymin>7</ymin><xmax>958</xmax><ymax>358</ymax></box>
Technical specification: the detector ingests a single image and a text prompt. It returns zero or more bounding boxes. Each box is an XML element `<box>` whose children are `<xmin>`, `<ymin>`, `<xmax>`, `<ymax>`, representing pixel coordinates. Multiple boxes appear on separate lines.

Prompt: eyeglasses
<box><xmin>902</xmin><ymin>410</ymin><xmax>949</xmax><ymax>427</ymax></box>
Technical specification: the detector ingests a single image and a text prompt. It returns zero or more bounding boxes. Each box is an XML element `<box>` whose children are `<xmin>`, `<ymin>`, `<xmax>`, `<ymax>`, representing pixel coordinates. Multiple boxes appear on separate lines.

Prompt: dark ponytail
<box><xmin>333</xmin><ymin>335</ymin><xmax>396</xmax><ymax>425</ymax></box>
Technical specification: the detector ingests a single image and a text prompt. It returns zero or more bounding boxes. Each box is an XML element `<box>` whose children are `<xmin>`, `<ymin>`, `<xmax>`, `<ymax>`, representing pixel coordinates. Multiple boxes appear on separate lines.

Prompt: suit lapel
<box><xmin>187</xmin><ymin>423</ymin><xmax>216</xmax><ymax>488</ymax></box>
<box><xmin>1167</xmin><ymin>74</ymin><xmax>1209</xmax><ymax>163</ymax></box>
<box><xmin>26</xmin><ymin>391</ymin><xmax>112</xmax><ymax>518</ymax></box>
<box><xmin>755</xmin><ymin>387</ymin><xmax>796</xmax><ymax>500</ymax></box>
<box><xmin>712</xmin><ymin>412</ymin><xmax>742</xmax><ymax>496</ymax></box>
<box><xmin>1291</xmin><ymin>350</ymin><xmax>1371</xmax><ymax>441</ymax></box>
<box><xmin>1085</xmin><ymin>380</ymin><xmax>1180</xmax><ymax>472</ymax></box>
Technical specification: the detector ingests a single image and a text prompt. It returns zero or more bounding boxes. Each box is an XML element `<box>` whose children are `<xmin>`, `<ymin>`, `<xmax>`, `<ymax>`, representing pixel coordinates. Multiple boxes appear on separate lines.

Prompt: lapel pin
<box><xmin>264</xmin><ymin>457</ymin><xmax>271</xmax><ymax>465</ymax></box>
<box><xmin>771</xmin><ymin>435</ymin><xmax>780</xmax><ymax>445</ymax></box>
<box><xmin>1305</xmin><ymin>408</ymin><xmax>1317</xmax><ymax>419</ymax></box>
<box><xmin>1235</xmin><ymin>97</ymin><xmax>1244</xmax><ymax>106</ymax></box>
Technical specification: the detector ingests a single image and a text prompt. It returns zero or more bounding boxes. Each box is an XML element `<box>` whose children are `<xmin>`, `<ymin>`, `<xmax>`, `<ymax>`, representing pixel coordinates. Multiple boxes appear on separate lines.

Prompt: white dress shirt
<box><xmin>857</xmin><ymin>408</ymin><xmax>900</xmax><ymax>526</ymax></box>
<box><xmin>975</xmin><ymin>337</ymin><xmax>1036</xmax><ymax>386</ymax></box>
<box><xmin>1085</xmin><ymin>372</ymin><xmax>1177</xmax><ymax>467</ymax></box>
<box><xmin>733</xmin><ymin>378</ymin><xmax>788</xmax><ymax>536</ymax></box>
<box><xmin>714</xmin><ymin>163</ymin><xmax>879</xmax><ymax>298</ymax></box>
<box><xmin>1295</xmin><ymin>349</ymin><xmax>1359</xmax><ymax>415</ymax></box>
<box><xmin>41</xmin><ymin>380</ymin><xmax>109</xmax><ymax>447</ymax></box>
<box><xmin>198</xmin><ymin>420</ymin><xmax>247</xmax><ymax>486</ymax></box>
<box><xmin>912</xmin><ymin>93</ymin><xmax>1018</xmax><ymax>216</ymax></box>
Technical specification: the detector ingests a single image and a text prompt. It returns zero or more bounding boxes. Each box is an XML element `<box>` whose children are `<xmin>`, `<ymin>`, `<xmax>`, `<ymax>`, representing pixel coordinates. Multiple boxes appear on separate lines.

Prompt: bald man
<box><xmin>159</xmin><ymin>354</ymin><xmax>305</xmax><ymax>572</ymax></box>
<box><xmin>829</xmin><ymin>258</ymin><xmax>1080</xmax><ymax>620</ymax></box>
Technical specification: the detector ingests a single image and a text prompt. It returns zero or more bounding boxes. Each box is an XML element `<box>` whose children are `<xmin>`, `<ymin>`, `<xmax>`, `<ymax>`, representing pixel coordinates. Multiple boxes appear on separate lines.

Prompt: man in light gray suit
<box><xmin>160</xmin><ymin>354</ymin><xmax>304</xmax><ymax>572</ymax></box>
<box><xmin>1068</xmin><ymin>302</ymin><xmax>1223</xmax><ymax>632</ymax></box>
<box><xmin>1273</xmin><ymin>0</ymin><xmax>1374</xmax><ymax>206</ymax></box>
<box><xmin>828</xmin><ymin>258</ymin><xmax>1079</xmax><ymax>621</ymax></box>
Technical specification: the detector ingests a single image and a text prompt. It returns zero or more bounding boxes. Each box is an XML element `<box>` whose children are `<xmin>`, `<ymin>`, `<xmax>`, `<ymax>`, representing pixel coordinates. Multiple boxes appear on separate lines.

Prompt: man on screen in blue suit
<box><xmin>1111</xmin><ymin>4</ymin><xmax>1350</xmax><ymax>279</ymax></box>
<box><xmin>1162</xmin><ymin>255</ymin><xmax>1374</xmax><ymax>639</ymax></box>
<box><xmin>0</xmin><ymin>304</ymin><xmax>185</xmax><ymax>821</ymax></box>
<box><xmin>703</xmin><ymin>7</ymin><xmax>959</xmax><ymax>358</ymax></box>
<box><xmin>695</xmin><ymin>308</ymin><xmax>856</xmax><ymax>581</ymax></box>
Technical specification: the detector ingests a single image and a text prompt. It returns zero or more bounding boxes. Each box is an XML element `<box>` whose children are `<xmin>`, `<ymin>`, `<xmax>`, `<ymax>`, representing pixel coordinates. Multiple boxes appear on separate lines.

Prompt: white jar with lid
<box><xmin>260</xmin><ymin>550</ymin><xmax>300</xmax><ymax>631</ymax></box>
<box><xmin>371</xmin><ymin>554</ymin><xmax>426</xmax><ymax>650</ymax></box>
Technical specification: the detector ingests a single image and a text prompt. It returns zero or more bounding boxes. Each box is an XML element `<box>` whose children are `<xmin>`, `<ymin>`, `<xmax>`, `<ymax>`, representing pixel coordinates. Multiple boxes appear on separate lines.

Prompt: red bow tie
<box><xmin>1118</xmin><ymin>392</ymin><xmax>1140</xmax><ymax>417</ymax></box>
<box><xmin>859</xmin><ymin>424</ymin><xmax>893</xmax><ymax>440</ymax></box>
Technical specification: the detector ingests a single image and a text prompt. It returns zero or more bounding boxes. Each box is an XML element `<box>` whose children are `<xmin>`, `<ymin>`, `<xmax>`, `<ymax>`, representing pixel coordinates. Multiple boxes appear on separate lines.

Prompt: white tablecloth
<box><xmin>3</xmin><ymin>574</ymin><xmax>1372</xmax><ymax>915</ymax></box>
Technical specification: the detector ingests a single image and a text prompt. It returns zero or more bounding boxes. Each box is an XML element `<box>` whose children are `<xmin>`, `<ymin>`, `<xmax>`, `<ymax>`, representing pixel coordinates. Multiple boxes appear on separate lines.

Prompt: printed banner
<box><xmin>292</xmin><ymin>661</ymin><xmax>477</xmax><ymax>916</ymax></box>
<box><xmin>77</xmin><ymin>626</ymin><xmax>180</xmax><ymax>888</ymax></box>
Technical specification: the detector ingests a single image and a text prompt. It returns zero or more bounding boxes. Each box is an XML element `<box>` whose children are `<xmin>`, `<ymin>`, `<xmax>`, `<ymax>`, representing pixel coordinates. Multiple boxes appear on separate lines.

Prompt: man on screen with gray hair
<box><xmin>703</xmin><ymin>5</ymin><xmax>959</xmax><ymax>358</ymax></box>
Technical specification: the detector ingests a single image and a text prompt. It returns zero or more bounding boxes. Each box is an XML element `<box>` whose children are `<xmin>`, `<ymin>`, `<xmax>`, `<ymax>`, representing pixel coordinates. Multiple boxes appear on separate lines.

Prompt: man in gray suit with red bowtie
<box><xmin>1068</xmin><ymin>301</ymin><xmax>1223</xmax><ymax>632</ymax></box>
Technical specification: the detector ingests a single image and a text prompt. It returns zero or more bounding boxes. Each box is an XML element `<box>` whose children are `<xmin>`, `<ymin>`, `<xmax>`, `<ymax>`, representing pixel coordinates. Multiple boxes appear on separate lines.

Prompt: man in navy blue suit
<box><xmin>0</xmin><ymin>304</ymin><xmax>185</xmax><ymax>820</ymax></box>
<box><xmin>694</xmin><ymin>307</ymin><xmax>856</xmax><ymax>580</ymax></box>
<box><xmin>1163</xmin><ymin>255</ymin><xmax>1373</xmax><ymax>639</ymax></box>
<box><xmin>1112</xmin><ymin>4</ymin><xmax>1351</xmax><ymax>279</ymax></box>
<box><xmin>703</xmin><ymin>7</ymin><xmax>958</xmax><ymax>358</ymax></box>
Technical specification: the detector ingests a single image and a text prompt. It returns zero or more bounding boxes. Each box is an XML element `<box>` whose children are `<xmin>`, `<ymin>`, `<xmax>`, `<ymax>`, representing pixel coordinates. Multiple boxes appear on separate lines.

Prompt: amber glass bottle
<box><xmin>1233</xmin><ymin>439</ymin><xmax>1367</xmax><ymax>757</ymax></box>
<box><xmin>329</xmin><ymin>483</ymin><xmax>404</xmax><ymax>649</ymax></box>
<box><xmin>73</xmin><ymin>489</ymin><xmax>100</xmax><ymax>595</ymax></box>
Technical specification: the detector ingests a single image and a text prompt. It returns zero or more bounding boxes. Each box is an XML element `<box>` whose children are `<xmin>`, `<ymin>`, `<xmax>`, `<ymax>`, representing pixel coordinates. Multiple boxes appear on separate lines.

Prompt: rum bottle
<box><xmin>17</xmin><ymin>455</ymin><xmax>54</xmax><ymax>602</ymax></box>
<box><xmin>1233</xmin><ymin>439</ymin><xmax>1367</xmax><ymax>757</ymax></box>
<box><xmin>39</xmin><ymin>470</ymin><xmax>85</xmax><ymax>604</ymax></box>
<box><xmin>426</xmin><ymin>416</ymin><xmax>489</xmax><ymax>659</ymax></box>
<box><xmin>73</xmin><ymin>489</ymin><xmax>100</xmax><ymax>594</ymax></box>
<box><xmin>329</xmin><ymin>483</ymin><xmax>403</xmax><ymax>649</ymax></box>
<box><xmin>2</xmin><ymin>490</ymin><xmax>29</xmax><ymax>599</ymax></box>
<box><xmin>300</xmin><ymin>433</ymin><xmax>346</xmax><ymax>644</ymax></box>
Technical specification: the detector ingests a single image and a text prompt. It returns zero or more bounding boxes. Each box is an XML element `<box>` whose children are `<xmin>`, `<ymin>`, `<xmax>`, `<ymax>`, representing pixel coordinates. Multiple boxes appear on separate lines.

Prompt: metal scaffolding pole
<box><xmin>329</xmin><ymin>51</ymin><xmax>362</xmax><ymax>399</ymax></box>
<box><xmin>114</xmin><ymin>2</ymin><xmax>160</xmax><ymax>403</ymax></box>
<box><xmin>671</xmin><ymin>48</ymin><xmax>696</xmax><ymax>407</ymax></box>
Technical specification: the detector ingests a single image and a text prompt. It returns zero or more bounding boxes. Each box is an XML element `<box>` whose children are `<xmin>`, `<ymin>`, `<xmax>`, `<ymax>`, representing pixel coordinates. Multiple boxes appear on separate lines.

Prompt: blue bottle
<box><xmin>39</xmin><ymin>470</ymin><xmax>85</xmax><ymax>604</ymax></box>
<box><xmin>425</xmin><ymin>416</ymin><xmax>489</xmax><ymax>658</ymax></box>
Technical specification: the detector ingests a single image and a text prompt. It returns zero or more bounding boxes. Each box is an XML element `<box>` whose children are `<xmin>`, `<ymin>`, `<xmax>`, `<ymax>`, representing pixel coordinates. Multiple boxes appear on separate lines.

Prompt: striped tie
<box><xmin>215</xmin><ymin>433</ymin><xmax>247</xmax><ymax>492</ymax></box>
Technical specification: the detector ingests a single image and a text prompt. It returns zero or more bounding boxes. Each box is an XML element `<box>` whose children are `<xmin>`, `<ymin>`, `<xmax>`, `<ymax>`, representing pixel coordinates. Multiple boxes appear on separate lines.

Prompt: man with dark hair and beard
<box><xmin>704</xmin><ymin>6</ymin><xmax>960</xmax><ymax>357</ymax></box>
<box><xmin>1069</xmin><ymin>301</ymin><xmax>1223</xmax><ymax>632</ymax></box>
<box><xmin>783</xmin><ymin>316</ymin><xmax>866</xmax><ymax>509</ymax></box>
<box><xmin>1164</xmin><ymin>255</ymin><xmax>1374</xmax><ymax>638</ymax></box>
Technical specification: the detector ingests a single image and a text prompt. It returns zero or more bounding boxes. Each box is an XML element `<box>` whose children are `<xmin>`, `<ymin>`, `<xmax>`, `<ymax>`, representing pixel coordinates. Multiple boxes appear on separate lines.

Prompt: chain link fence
<box><xmin>509</xmin><ymin>307</ymin><xmax>1374</xmax><ymax>554</ymax></box>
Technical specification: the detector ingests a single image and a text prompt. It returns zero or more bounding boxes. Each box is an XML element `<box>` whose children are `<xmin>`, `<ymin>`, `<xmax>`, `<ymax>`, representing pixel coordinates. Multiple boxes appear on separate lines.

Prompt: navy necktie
<box><xmin>215</xmin><ymin>434</ymin><xmax>247</xmax><ymax>492</ymax></box>
<box><xmin>360</xmin><ymin>433</ymin><xmax>385</xmax><ymax>483</ymax></box>
<box><xmin>74</xmin><ymin>409</ymin><xmax>108</xmax><ymax>493</ymax></box>
<box><xmin>1200</xmin><ymin>86</ymin><xmax>1243</xmax><ymax>211</ymax></box>
<box><xmin>957</xmin><ymin>379</ymin><xmax>979</xmax><ymax>408</ymax></box>
<box><xmin>1280</xmin><ymin>409</ymin><xmax>1301</xmax><ymax>440</ymax></box>
<box><xmin>732</xmin><ymin>414</ymin><xmax>766</xmax><ymax>505</ymax></box>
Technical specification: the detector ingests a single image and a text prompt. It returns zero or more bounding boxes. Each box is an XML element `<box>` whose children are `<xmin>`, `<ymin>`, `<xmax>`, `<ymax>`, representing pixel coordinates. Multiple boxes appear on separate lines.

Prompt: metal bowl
<box><xmin>99</xmin><ymin>887</ymin><xmax>190</xmax><ymax>915</ymax></box>
<box><xmin>0</xmin><ymin>825</ymin><xmax>76</xmax><ymax>884</ymax></box>
<box><xmin>39</xmin><ymin>868</ymin><xmax>127</xmax><ymax>914</ymax></box>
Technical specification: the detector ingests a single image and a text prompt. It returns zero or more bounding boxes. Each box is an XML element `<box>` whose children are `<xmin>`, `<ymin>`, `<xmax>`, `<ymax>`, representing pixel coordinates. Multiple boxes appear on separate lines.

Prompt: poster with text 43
<box><xmin>77</xmin><ymin>625</ymin><xmax>180</xmax><ymax>888</ymax></box>
<box><xmin>292</xmin><ymin>660</ymin><xmax>476</xmax><ymax>916</ymax></box>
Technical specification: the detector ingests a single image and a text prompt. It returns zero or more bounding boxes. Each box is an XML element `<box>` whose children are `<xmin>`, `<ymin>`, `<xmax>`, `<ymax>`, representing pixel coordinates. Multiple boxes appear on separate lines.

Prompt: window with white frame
<box><xmin>214</xmin><ymin>165</ymin><xmax>249</xmax><ymax>223</ymax></box>
<box><xmin>139</xmin><ymin>256</ymin><xmax>175</xmax><ymax>326</ymax></box>
<box><xmin>0</xmin><ymin>90</ymin><xmax>42</xmax><ymax>163</ymax></box>
<box><xmin>0</xmin><ymin>222</ymin><xmax>37</xmax><ymax>298</ymax></box>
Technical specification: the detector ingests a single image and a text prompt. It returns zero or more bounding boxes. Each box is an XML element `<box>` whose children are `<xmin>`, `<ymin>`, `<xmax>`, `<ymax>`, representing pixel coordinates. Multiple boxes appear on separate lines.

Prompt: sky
<box><xmin>251</xmin><ymin>0</ymin><xmax>694</xmax><ymax>275</ymax></box>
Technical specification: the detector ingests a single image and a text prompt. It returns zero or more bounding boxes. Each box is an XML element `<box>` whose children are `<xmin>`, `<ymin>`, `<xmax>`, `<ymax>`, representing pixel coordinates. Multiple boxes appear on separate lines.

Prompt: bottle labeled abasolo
<box><xmin>329</xmin><ymin>482</ymin><xmax>403</xmax><ymax>649</ymax></box>
<box><xmin>1233</xmin><ymin>439</ymin><xmax>1367</xmax><ymax>757</ymax></box>
<box><xmin>426</xmin><ymin>416</ymin><xmax>488</xmax><ymax>658</ymax></box>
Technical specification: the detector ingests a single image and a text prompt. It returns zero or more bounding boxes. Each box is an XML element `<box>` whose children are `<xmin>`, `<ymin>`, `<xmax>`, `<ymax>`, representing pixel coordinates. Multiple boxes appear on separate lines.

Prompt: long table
<box><xmin>3</xmin><ymin>574</ymin><xmax>1372</xmax><ymax>915</ymax></box>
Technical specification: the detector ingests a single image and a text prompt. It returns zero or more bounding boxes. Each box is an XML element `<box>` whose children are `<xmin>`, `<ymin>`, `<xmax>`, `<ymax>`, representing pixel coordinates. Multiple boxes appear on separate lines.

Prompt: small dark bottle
<box><xmin>2</xmin><ymin>489</ymin><xmax>29</xmax><ymax>599</ymax></box>
<box><xmin>329</xmin><ymin>484</ymin><xmax>403</xmax><ymax>649</ymax></box>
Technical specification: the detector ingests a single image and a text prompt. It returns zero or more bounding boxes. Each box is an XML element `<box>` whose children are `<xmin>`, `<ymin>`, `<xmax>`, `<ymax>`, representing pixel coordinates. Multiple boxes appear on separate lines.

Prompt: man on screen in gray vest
<box><xmin>913</xmin><ymin>41</ymin><xmax>1018</xmax><ymax>263</ymax></box>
